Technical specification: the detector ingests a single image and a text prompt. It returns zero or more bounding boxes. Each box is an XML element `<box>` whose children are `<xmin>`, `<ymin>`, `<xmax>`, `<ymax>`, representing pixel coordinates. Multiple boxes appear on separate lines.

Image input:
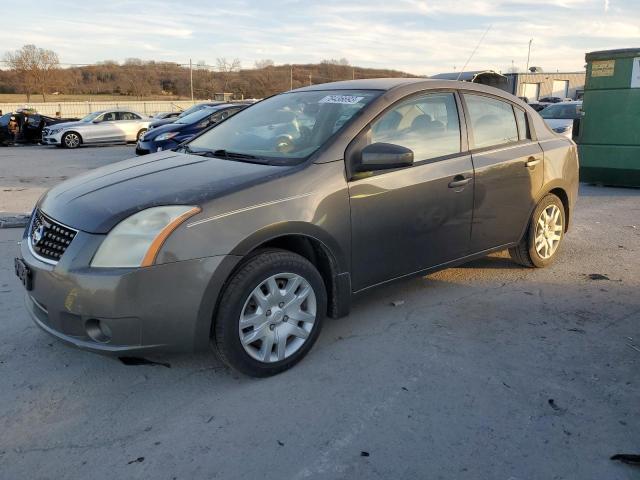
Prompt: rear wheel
<box><xmin>136</xmin><ymin>129</ymin><xmax>147</xmax><ymax>142</ymax></box>
<box><xmin>509</xmin><ymin>194</ymin><xmax>565</xmax><ymax>268</ymax></box>
<box><xmin>62</xmin><ymin>131</ymin><xmax>81</xmax><ymax>149</ymax></box>
<box><xmin>213</xmin><ymin>249</ymin><xmax>326</xmax><ymax>377</ymax></box>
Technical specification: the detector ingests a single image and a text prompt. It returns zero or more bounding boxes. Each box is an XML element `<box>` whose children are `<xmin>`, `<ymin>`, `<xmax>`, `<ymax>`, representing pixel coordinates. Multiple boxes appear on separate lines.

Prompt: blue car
<box><xmin>136</xmin><ymin>104</ymin><xmax>245</xmax><ymax>155</ymax></box>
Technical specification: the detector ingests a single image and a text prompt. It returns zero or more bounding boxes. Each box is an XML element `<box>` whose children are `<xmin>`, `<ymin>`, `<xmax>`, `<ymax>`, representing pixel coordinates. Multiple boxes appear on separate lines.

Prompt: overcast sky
<box><xmin>2</xmin><ymin>0</ymin><xmax>639</xmax><ymax>75</ymax></box>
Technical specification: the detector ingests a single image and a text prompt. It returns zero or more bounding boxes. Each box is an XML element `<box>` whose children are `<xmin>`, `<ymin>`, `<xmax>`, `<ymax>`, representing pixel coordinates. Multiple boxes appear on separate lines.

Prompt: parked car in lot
<box><xmin>152</xmin><ymin>111</ymin><xmax>181</xmax><ymax>120</ymax></box>
<box><xmin>539</xmin><ymin>96</ymin><xmax>564</xmax><ymax>104</ymax></box>
<box><xmin>0</xmin><ymin>111</ymin><xmax>77</xmax><ymax>145</ymax></box>
<box><xmin>15</xmin><ymin>78</ymin><xmax>578</xmax><ymax>377</ymax></box>
<box><xmin>41</xmin><ymin>110</ymin><xmax>152</xmax><ymax>148</ymax></box>
<box><xmin>539</xmin><ymin>101</ymin><xmax>582</xmax><ymax>138</ymax></box>
<box><xmin>136</xmin><ymin>104</ymin><xmax>245</xmax><ymax>155</ymax></box>
<box><xmin>147</xmin><ymin>102</ymin><xmax>223</xmax><ymax>129</ymax></box>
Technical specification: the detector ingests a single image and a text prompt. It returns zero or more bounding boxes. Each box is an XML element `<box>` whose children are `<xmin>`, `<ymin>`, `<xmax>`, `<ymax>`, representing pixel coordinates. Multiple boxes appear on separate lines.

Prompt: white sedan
<box><xmin>539</xmin><ymin>101</ymin><xmax>582</xmax><ymax>139</ymax></box>
<box><xmin>42</xmin><ymin>110</ymin><xmax>153</xmax><ymax>148</ymax></box>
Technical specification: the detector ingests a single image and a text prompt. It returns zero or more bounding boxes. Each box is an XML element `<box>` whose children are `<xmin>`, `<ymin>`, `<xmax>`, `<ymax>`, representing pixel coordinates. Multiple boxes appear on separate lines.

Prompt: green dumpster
<box><xmin>579</xmin><ymin>48</ymin><xmax>640</xmax><ymax>187</ymax></box>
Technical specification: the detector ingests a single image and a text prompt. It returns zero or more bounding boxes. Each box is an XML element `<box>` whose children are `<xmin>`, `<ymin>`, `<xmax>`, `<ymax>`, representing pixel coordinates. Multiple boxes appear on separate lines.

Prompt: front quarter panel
<box><xmin>157</xmin><ymin>161</ymin><xmax>351</xmax><ymax>273</ymax></box>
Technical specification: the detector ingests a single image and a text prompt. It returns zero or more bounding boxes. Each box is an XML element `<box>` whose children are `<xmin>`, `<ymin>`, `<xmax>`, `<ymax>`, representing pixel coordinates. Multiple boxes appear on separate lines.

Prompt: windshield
<box><xmin>540</xmin><ymin>103</ymin><xmax>582</xmax><ymax>119</ymax></box>
<box><xmin>175</xmin><ymin>108</ymin><xmax>216</xmax><ymax>124</ymax></box>
<box><xmin>80</xmin><ymin>111</ymin><xmax>104</xmax><ymax>122</ymax></box>
<box><xmin>188</xmin><ymin>90</ymin><xmax>381</xmax><ymax>163</ymax></box>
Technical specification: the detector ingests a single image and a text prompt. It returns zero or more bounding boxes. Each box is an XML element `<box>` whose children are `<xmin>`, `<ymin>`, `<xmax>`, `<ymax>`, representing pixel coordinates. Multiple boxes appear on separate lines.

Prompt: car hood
<box><xmin>47</xmin><ymin>121</ymin><xmax>89</xmax><ymax>130</ymax></box>
<box><xmin>145</xmin><ymin>122</ymin><xmax>188</xmax><ymax>139</ymax></box>
<box><xmin>543</xmin><ymin>118</ymin><xmax>573</xmax><ymax>130</ymax></box>
<box><xmin>39</xmin><ymin>151</ymin><xmax>288</xmax><ymax>233</ymax></box>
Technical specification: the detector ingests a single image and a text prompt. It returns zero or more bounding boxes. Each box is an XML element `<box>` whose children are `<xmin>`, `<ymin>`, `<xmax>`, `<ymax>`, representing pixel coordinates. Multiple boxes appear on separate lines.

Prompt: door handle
<box><xmin>448</xmin><ymin>176</ymin><xmax>472</xmax><ymax>189</ymax></box>
<box><xmin>525</xmin><ymin>156</ymin><xmax>541</xmax><ymax>168</ymax></box>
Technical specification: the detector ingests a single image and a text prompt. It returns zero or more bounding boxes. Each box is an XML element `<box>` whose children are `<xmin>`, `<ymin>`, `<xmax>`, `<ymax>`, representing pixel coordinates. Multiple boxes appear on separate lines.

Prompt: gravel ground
<box><xmin>0</xmin><ymin>145</ymin><xmax>638</xmax><ymax>479</ymax></box>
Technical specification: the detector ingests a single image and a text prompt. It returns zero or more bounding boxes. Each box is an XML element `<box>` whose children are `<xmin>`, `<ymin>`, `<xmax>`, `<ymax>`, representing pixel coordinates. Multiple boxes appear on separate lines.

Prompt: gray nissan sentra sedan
<box><xmin>15</xmin><ymin>79</ymin><xmax>579</xmax><ymax>377</ymax></box>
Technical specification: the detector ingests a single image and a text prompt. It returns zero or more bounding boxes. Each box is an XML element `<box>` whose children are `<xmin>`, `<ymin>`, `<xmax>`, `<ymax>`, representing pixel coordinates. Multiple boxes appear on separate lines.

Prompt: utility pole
<box><xmin>352</xmin><ymin>67</ymin><xmax>355</xmax><ymax>80</ymax></box>
<box><xmin>308</xmin><ymin>73</ymin><xmax>312</xmax><ymax>86</ymax></box>
<box><xmin>526</xmin><ymin>39</ymin><xmax>533</xmax><ymax>72</ymax></box>
<box><xmin>290</xmin><ymin>66</ymin><xmax>293</xmax><ymax>90</ymax></box>
<box><xmin>189</xmin><ymin>58</ymin><xmax>194</xmax><ymax>102</ymax></box>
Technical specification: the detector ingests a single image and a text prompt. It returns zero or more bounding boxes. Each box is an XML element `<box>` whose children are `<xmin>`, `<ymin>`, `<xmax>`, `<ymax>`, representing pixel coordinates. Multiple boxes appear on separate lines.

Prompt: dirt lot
<box><xmin>0</xmin><ymin>144</ymin><xmax>135</xmax><ymax>215</ymax></box>
<box><xmin>0</xmin><ymin>145</ymin><xmax>638</xmax><ymax>480</ymax></box>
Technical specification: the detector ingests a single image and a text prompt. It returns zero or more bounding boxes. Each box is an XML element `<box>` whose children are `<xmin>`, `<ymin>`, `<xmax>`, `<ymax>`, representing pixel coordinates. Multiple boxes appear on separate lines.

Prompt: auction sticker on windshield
<box><xmin>319</xmin><ymin>95</ymin><xmax>364</xmax><ymax>104</ymax></box>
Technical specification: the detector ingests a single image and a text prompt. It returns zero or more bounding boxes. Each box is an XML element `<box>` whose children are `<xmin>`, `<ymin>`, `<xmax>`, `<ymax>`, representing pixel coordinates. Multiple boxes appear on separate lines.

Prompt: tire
<box><xmin>213</xmin><ymin>249</ymin><xmax>327</xmax><ymax>377</ymax></box>
<box><xmin>509</xmin><ymin>193</ymin><xmax>565</xmax><ymax>268</ymax></box>
<box><xmin>136</xmin><ymin>129</ymin><xmax>147</xmax><ymax>142</ymax></box>
<box><xmin>62</xmin><ymin>131</ymin><xmax>81</xmax><ymax>149</ymax></box>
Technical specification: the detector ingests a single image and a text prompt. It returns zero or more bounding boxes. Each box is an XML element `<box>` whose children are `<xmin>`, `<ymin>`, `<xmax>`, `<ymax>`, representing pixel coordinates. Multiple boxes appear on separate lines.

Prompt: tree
<box><xmin>4</xmin><ymin>44</ymin><xmax>60</xmax><ymax>101</ymax></box>
<box><xmin>254</xmin><ymin>59</ymin><xmax>275</xmax><ymax>69</ymax></box>
<box><xmin>216</xmin><ymin>57</ymin><xmax>241</xmax><ymax>73</ymax></box>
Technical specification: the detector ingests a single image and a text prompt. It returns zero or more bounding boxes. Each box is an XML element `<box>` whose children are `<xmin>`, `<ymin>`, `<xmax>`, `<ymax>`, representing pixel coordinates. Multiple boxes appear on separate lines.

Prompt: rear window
<box><xmin>464</xmin><ymin>94</ymin><xmax>519</xmax><ymax>149</ymax></box>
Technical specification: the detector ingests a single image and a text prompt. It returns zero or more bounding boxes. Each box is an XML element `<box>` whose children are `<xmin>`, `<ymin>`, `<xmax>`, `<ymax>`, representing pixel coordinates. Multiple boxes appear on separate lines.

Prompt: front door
<box><xmin>461</xmin><ymin>93</ymin><xmax>544</xmax><ymax>252</ymax></box>
<box><xmin>348</xmin><ymin>92</ymin><xmax>475</xmax><ymax>291</ymax></box>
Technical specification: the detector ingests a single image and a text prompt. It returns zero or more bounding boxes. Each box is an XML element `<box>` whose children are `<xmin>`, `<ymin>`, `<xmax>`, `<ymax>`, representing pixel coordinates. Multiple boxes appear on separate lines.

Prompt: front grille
<box><xmin>29</xmin><ymin>209</ymin><xmax>77</xmax><ymax>263</ymax></box>
<box><xmin>42</xmin><ymin>127</ymin><xmax>49</xmax><ymax>136</ymax></box>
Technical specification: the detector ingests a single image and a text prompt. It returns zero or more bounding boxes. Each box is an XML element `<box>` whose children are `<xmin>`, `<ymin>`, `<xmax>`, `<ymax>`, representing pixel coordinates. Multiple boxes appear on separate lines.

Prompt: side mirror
<box><xmin>357</xmin><ymin>143</ymin><xmax>414</xmax><ymax>171</ymax></box>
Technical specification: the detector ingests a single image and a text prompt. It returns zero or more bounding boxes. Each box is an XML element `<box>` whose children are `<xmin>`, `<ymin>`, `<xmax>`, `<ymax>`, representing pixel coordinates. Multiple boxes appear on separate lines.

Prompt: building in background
<box><xmin>505</xmin><ymin>71</ymin><xmax>585</xmax><ymax>101</ymax></box>
<box><xmin>431</xmin><ymin>69</ymin><xmax>585</xmax><ymax>101</ymax></box>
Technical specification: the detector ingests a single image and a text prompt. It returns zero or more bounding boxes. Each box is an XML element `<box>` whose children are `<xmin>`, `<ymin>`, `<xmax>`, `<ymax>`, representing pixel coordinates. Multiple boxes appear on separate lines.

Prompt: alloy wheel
<box><xmin>534</xmin><ymin>204</ymin><xmax>563</xmax><ymax>259</ymax></box>
<box><xmin>64</xmin><ymin>133</ymin><xmax>80</xmax><ymax>148</ymax></box>
<box><xmin>238</xmin><ymin>272</ymin><xmax>317</xmax><ymax>363</ymax></box>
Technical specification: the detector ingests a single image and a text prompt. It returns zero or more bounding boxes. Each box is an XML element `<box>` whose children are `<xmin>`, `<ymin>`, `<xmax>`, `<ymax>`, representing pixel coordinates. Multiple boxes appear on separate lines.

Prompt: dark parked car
<box><xmin>136</xmin><ymin>104</ymin><xmax>245</xmax><ymax>155</ymax></box>
<box><xmin>0</xmin><ymin>111</ymin><xmax>77</xmax><ymax>145</ymax></box>
<box><xmin>152</xmin><ymin>111</ymin><xmax>181</xmax><ymax>120</ymax></box>
<box><xmin>539</xmin><ymin>97</ymin><xmax>564</xmax><ymax>104</ymax></box>
<box><xmin>15</xmin><ymin>79</ymin><xmax>579</xmax><ymax>377</ymax></box>
<box><xmin>528</xmin><ymin>102</ymin><xmax>547</xmax><ymax>112</ymax></box>
<box><xmin>147</xmin><ymin>102</ymin><xmax>223</xmax><ymax>129</ymax></box>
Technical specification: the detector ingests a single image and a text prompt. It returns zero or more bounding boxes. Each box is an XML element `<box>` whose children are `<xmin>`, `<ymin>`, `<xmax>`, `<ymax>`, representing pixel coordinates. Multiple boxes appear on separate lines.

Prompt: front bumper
<box><xmin>18</xmin><ymin>227</ymin><xmax>240</xmax><ymax>355</ymax></box>
<box><xmin>42</xmin><ymin>133</ymin><xmax>62</xmax><ymax>145</ymax></box>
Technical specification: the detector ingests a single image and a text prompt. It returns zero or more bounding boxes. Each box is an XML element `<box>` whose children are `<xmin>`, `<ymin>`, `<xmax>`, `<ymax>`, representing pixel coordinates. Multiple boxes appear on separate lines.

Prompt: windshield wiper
<box><xmin>177</xmin><ymin>145</ymin><xmax>270</xmax><ymax>164</ymax></box>
<box><xmin>207</xmin><ymin>149</ymin><xmax>270</xmax><ymax>164</ymax></box>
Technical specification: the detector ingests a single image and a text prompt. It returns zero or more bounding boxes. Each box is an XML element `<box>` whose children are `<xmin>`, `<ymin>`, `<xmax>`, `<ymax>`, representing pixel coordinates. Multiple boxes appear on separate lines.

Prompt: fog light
<box><xmin>85</xmin><ymin>319</ymin><xmax>113</xmax><ymax>343</ymax></box>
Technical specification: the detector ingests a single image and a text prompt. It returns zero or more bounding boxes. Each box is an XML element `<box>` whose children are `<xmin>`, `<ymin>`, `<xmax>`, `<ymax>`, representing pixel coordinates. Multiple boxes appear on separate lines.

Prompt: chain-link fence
<box><xmin>0</xmin><ymin>100</ymin><xmax>201</xmax><ymax>118</ymax></box>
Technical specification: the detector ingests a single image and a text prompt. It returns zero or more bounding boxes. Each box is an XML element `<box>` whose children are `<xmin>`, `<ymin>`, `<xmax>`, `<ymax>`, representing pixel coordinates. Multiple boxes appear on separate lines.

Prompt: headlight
<box><xmin>48</xmin><ymin>128</ymin><xmax>61</xmax><ymax>135</ymax></box>
<box><xmin>552</xmin><ymin>125</ymin><xmax>571</xmax><ymax>133</ymax></box>
<box><xmin>155</xmin><ymin>132</ymin><xmax>179</xmax><ymax>141</ymax></box>
<box><xmin>91</xmin><ymin>206</ymin><xmax>201</xmax><ymax>268</ymax></box>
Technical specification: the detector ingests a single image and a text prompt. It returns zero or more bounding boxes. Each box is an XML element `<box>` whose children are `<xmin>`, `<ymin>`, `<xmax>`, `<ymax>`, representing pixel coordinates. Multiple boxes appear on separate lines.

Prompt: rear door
<box><xmin>117</xmin><ymin>112</ymin><xmax>143</xmax><ymax>141</ymax></box>
<box><xmin>348</xmin><ymin>91</ymin><xmax>475</xmax><ymax>290</ymax></box>
<box><xmin>461</xmin><ymin>93</ymin><xmax>544</xmax><ymax>252</ymax></box>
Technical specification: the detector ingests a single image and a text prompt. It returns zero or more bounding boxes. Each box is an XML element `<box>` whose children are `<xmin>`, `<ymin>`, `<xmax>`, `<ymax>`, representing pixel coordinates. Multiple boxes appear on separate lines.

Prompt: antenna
<box><xmin>456</xmin><ymin>24</ymin><xmax>492</xmax><ymax>81</ymax></box>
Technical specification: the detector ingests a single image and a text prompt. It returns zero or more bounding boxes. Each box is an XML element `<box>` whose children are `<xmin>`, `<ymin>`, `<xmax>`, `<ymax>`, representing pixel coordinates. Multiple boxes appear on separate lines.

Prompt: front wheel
<box><xmin>62</xmin><ymin>131</ymin><xmax>81</xmax><ymax>149</ymax></box>
<box><xmin>213</xmin><ymin>249</ymin><xmax>327</xmax><ymax>377</ymax></box>
<box><xmin>509</xmin><ymin>193</ymin><xmax>565</xmax><ymax>268</ymax></box>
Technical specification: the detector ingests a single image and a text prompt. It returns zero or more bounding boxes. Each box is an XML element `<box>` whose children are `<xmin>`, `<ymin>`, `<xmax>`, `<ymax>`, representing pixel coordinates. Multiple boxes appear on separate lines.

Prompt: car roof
<box><xmin>290</xmin><ymin>77</ymin><xmax>521</xmax><ymax>100</ymax></box>
<box><xmin>292</xmin><ymin>77</ymin><xmax>428</xmax><ymax>92</ymax></box>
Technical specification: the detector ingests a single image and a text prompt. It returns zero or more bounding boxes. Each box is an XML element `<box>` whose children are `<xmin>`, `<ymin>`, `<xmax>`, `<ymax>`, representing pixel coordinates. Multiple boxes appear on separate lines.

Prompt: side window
<box><xmin>514</xmin><ymin>108</ymin><xmax>530</xmax><ymax>140</ymax></box>
<box><xmin>464</xmin><ymin>94</ymin><xmax>519</xmax><ymax>149</ymax></box>
<box><xmin>369</xmin><ymin>92</ymin><xmax>461</xmax><ymax>161</ymax></box>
